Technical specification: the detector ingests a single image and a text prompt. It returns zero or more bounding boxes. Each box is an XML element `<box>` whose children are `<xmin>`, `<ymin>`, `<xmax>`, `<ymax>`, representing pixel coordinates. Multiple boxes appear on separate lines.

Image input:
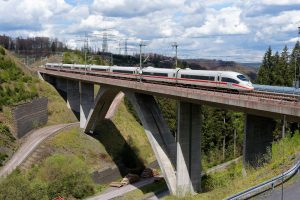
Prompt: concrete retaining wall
<box><xmin>12</xmin><ymin>97</ymin><xmax>48</xmax><ymax>138</ymax></box>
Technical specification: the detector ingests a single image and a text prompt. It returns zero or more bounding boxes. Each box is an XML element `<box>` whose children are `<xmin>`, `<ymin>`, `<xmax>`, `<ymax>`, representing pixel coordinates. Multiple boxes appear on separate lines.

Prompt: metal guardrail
<box><xmin>225</xmin><ymin>161</ymin><xmax>300</xmax><ymax>200</ymax></box>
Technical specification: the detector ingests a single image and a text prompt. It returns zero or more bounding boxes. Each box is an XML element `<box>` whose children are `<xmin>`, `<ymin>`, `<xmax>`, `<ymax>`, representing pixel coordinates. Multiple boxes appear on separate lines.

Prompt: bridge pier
<box><xmin>67</xmin><ymin>80</ymin><xmax>80</xmax><ymax>117</ymax></box>
<box><xmin>243</xmin><ymin>114</ymin><xmax>275</xmax><ymax>168</ymax></box>
<box><xmin>126</xmin><ymin>92</ymin><xmax>177</xmax><ymax>195</ymax></box>
<box><xmin>84</xmin><ymin>86</ymin><xmax>120</xmax><ymax>133</ymax></box>
<box><xmin>79</xmin><ymin>82</ymin><xmax>94</xmax><ymax>128</ymax></box>
<box><xmin>176</xmin><ymin>102</ymin><xmax>202</xmax><ymax>196</ymax></box>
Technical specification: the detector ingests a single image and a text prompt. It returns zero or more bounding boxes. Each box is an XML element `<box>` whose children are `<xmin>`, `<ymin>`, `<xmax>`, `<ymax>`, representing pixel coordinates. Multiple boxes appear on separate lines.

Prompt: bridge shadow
<box><xmin>88</xmin><ymin>119</ymin><xmax>145</xmax><ymax>176</ymax></box>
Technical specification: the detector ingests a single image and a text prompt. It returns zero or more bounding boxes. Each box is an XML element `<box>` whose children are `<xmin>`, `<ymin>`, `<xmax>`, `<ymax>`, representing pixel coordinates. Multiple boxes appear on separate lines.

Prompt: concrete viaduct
<box><xmin>38</xmin><ymin>67</ymin><xmax>300</xmax><ymax>197</ymax></box>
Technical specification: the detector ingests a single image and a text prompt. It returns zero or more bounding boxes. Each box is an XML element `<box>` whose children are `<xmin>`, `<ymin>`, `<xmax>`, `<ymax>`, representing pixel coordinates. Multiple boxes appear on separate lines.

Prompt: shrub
<box><xmin>38</xmin><ymin>154</ymin><xmax>95</xmax><ymax>199</ymax></box>
<box><xmin>0</xmin><ymin>171</ymin><xmax>48</xmax><ymax>200</ymax></box>
<box><xmin>0</xmin><ymin>47</ymin><xmax>5</xmax><ymax>55</ymax></box>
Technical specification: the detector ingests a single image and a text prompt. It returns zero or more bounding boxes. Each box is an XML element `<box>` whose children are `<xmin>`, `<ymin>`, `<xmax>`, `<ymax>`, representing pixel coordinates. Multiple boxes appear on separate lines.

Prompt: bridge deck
<box><xmin>39</xmin><ymin>68</ymin><xmax>300</xmax><ymax>122</ymax></box>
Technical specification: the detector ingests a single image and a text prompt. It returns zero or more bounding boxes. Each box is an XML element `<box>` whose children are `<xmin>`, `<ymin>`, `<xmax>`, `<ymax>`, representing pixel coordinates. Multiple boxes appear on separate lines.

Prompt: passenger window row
<box><xmin>181</xmin><ymin>74</ymin><xmax>215</xmax><ymax>81</ymax></box>
<box><xmin>113</xmin><ymin>70</ymin><xmax>134</xmax><ymax>74</ymax></box>
<box><xmin>142</xmin><ymin>72</ymin><xmax>168</xmax><ymax>77</ymax></box>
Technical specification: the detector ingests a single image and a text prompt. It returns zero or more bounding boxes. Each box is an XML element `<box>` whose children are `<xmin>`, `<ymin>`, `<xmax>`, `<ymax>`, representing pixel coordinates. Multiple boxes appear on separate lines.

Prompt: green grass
<box><xmin>45</xmin><ymin>126</ymin><xmax>111</xmax><ymax>172</ymax></box>
<box><xmin>110</xmin><ymin>99</ymin><xmax>155</xmax><ymax>164</ymax></box>
<box><xmin>0</xmin><ymin>154</ymin><xmax>101</xmax><ymax>200</ymax></box>
<box><xmin>164</xmin><ymin>132</ymin><xmax>300</xmax><ymax>200</ymax></box>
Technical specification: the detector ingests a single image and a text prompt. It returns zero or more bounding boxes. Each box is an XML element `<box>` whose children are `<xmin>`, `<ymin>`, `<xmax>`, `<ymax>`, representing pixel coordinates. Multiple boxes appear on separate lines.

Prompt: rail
<box><xmin>224</xmin><ymin>160</ymin><xmax>300</xmax><ymax>200</ymax></box>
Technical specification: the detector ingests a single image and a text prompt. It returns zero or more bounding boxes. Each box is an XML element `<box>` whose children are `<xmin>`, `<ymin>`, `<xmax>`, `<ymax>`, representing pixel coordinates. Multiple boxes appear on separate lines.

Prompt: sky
<box><xmin>0</xmin><ymin>0</ymin><xmax>300</xmax><ymax>62</ymax></box>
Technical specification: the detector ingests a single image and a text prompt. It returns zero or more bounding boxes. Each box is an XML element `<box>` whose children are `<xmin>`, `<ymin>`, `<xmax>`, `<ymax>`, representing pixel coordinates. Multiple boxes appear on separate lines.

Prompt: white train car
<box><xmin>45</xmin><ymin>63</ymin><xmax>63</xmax><ymax>68</ymax></box>
<box><xmin>90</xmin><ymin>65</ymin><xmax>111</xmax><ymax>76</ymax></box>
<box><xmin>141</xmin><ymin>67</ymin><xmax>176</xmax><ymax>83</ymax></box>
<box><xmin>220</xmin><ymin>71</ymin><xmax>253</xmax><ymax>90</ymax></box>
<box><xmin>177</xmin><ymin>68</ymin><xmax>218</xmax><ymax>88</ymax></box>
<box><xmin>109</xmin><ymin>66</ymin><xmax>139</xmax><ymax>79</ymax></box>
<box><xmin>177</xmin><ymin>69</ymin><xmax>253</xmax><ymax>90</ymax></box>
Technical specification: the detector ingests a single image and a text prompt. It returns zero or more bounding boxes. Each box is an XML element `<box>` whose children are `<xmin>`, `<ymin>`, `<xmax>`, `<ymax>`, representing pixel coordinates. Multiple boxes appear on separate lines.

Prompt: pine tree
<box><xmin>272</xmin><ymin>51</ymin><xmax>283</xmax><ymax>86</ymax></box>
<box><xmin>257</xmin><ymin>46</ymin><xmax>273</xmax><ymax>84</ymax></box>
<box><xmin>289</xmin><ymin>41</ymin><xmax>300</xmax><ymax>86</ymax></box>
<box><xmin>280</xmin><ymin>46</ymin><xmax>290</xmax><ymax>86</ymax></box>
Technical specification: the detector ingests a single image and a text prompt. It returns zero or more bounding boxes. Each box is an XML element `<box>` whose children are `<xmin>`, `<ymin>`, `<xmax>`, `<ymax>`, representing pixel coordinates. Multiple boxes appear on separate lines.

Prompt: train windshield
<box><xmin>237</xmin><ymin>75</ymin><xmax>249</xmax><ymax>82</ymax></box>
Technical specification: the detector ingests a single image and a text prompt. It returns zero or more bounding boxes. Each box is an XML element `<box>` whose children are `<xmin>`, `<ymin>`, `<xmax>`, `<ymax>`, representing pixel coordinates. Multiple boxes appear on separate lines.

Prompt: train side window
<box><xmin>142</xmin><ymin>72</ymin><xmax>168</xmax><ymax>77</ymax></box>
<box><xmin>181</xmin><ymin>75</ymin><xmax>214</xmax><ymax>80</ymax></box>
<box><xmin>113</xmin><ymin>70</ymin><xmax>133</xmax><ymax>74</ymax></box>
<box><xmin>221</xmin><ymin>77</ymin><xmax>239</xmax><ymax>84</ymax></box>
<box><xmin>93</xmin><ymin>68</ymin><xmax>106</xmax><ymax>71</ymax></box>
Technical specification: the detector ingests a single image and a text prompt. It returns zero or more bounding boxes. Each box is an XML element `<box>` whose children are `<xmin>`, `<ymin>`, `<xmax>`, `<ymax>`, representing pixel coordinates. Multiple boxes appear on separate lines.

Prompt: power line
<box><xmin>172</xmin><ymin>42</ymin><xmax>178</xmax><ymax>68</ymax></box>
<box><xmin>139</xmin><ymin>41</ymin><xmax>146</xmax><ymax>69</ymax></box>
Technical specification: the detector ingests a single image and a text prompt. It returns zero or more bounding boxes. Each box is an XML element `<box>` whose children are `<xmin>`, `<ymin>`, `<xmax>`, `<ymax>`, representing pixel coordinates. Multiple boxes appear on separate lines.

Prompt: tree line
<box><xmin>0</xmin><ymin>35</ymin><xmax>65</xmax><ymax>57</ymax></box>
<box><xmin>256</xmin><ymin>41</ymin><xmax>300</xmax><ymax>86</ymax></box>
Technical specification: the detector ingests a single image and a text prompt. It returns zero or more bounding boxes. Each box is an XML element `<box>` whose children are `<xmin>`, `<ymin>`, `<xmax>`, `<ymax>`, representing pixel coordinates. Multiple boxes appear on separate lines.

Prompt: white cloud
<box><xmin>0</xmin><ymin>0</ymin><xmax>71</xmax><ymax>26</ymax></box>
<box><xmin>261</xmin><ymin>0</ymin><xmax>300</xmax><ymax>5</ymax></box>
<box><xmin>184</xmin><ymin>7</ymin><xmax>249</xmax><ymax>37</ymax></box>
<box><xmin>92</xmin><ymin>0</ymin><xmax>183</xmax><ymax>17</ymax></box>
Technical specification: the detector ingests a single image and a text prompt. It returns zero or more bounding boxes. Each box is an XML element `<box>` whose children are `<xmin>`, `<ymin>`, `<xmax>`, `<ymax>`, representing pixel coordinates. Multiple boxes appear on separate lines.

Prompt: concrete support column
<box><xmin>67</xmin><ymin>80</ymin><xmax>80</xmax><ymax>116</ymax></box>
<box><xmin>176</xmin><ymin>102</ymin><xmax>202</xmax><ymax>196</ymax></box>
<box><xmin>126</xmin><ymin>92</ymin><xmax>177</xmax><ymax>195</ymax></box>
<box><xmin>84</xmin><ymin>86</ymin><xmax>120</xmax><ymax>133</ymax></box>
<box><xmin>243</xmin><ymin>114</ymin><xmax>275</xmax><ymax>168</ymax></box>
<box><xmin>80</xmin><ymin>82</ymin><xmax>94</xmax><ymax>128</ymax></box>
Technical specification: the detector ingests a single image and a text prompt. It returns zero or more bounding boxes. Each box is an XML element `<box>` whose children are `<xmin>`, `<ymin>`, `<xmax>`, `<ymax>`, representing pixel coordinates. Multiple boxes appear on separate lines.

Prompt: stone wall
<box><xmin>12</xmin><ymin>97</ymin><xmax>48</xmax><ymax>138</ymax></box>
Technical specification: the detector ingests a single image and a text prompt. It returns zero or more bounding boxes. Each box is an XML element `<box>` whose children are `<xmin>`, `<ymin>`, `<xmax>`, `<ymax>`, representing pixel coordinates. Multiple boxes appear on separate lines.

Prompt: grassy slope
<box><xmin>0</xmin><ymin>49</ymin><xmax>76</xmax><ymax>166</ymax></box>
<box><xmin>112</xmin><ymin>99</ymin><xmax>155</xmax><ymax>164</ymax></box>
<box><xmin>1</xmin><ymin>50</ymin><xmax>155</xmax><ymax>199</ymax></box>
<box><xmin>22</xmin><ymin>126</ymin><xmax>111</xmax><ymax>172</ymax></box>
<box><xmin>2</xmin><ymin>48</ymin><xmax>77</xmax><ymax>125</ymax></box>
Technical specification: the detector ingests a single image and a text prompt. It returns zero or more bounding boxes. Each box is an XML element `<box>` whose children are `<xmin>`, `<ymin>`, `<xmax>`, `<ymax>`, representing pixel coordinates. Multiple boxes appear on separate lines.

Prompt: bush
<box><xmin>0</xmin><ymin>171</ymin><xmax>48</xmax><ymax>200</ymax></box>
<box><xmin>0</xmin><ymin>152</ymin><xmax>8</xmax><ymax>166</ymax></box>
<box><xmin>38</xmin><ymin>154</ymin><xmax>95</xmax><ymax>199</ymax></box>
<box><xmin>0</xmin><ymin>47</ymin><xmax>5</xmax><ymax>55</ymax></box>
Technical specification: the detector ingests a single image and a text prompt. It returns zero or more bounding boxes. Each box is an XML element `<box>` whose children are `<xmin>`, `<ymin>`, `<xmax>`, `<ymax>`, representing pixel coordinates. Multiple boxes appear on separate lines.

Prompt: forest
<box><xmin>0</xmin><ymin>35</ymin><xmax>65</xmax><ymax>57</ymax></box>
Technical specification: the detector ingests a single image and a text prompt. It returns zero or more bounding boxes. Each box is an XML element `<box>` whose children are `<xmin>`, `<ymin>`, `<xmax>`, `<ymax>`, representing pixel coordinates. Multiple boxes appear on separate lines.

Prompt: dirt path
<box><xmin>0</xmin><ymin>123</ymin><xmax>78</xmax><ymax>178</ymax></box>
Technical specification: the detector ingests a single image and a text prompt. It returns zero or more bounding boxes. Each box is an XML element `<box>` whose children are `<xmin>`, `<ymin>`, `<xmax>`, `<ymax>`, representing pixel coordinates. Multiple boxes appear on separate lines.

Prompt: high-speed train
<box><xmin>44</xmin><ymin>63</ymin><xmax>254</xmax><ymax>91</ymax></box>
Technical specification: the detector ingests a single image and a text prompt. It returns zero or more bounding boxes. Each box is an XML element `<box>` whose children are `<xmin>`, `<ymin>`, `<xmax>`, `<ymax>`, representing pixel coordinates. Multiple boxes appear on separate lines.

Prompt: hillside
<box><xmin>0</xmin><ymin>49</ymin><xmax>156</xmax><ymax>199</ymax></box>
<box><xmin>0</xmin><ymin>46</ymin><xmax>77</xmax><ymax>167</ymax></box>
<box><xmin>183</xmin><ymin>58</ymin><xmax>257</xmax><ymax>80</ymax></box>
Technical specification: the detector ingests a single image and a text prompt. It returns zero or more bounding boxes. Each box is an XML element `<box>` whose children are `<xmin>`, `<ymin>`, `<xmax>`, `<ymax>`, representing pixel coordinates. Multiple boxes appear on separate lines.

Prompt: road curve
<box><xmin>0</xmin><ymin>123</ymin><xmax>78</xmax><ymax>178</ymax></box>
